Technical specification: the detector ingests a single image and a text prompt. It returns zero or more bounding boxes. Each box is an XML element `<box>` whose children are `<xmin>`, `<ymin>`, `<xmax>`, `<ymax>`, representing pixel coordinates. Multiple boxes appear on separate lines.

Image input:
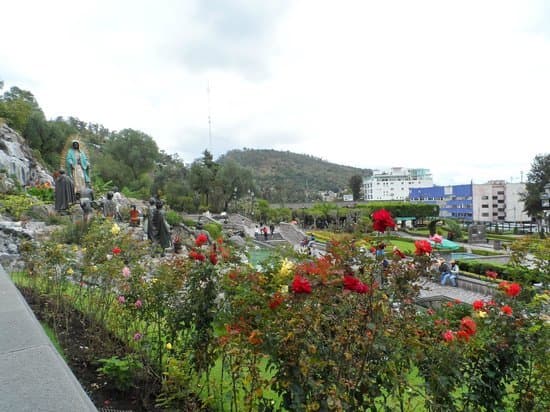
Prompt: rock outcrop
<box><xmin>0</xmin><ymin>122</ymin><xmax>53</xmax><ymax>191</ymax></box>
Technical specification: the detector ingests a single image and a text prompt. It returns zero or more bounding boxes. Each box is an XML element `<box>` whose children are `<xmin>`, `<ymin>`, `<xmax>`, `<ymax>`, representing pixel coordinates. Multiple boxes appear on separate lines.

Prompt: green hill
<box><xmin>219</xmin><ymin>149</ymin><xmax>372</xmax><ymax>203</ymax></box>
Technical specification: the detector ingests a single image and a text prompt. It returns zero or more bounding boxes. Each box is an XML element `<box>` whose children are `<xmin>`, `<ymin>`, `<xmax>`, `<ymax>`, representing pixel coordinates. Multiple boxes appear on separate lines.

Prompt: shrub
<box><xmin>0</xmin><ymin>194</ymin><xmax>41</xmax><ymax>219</ymax></box>
<box><xmin>97</xmin><ymin>355</ymin><xmax>143</xmax><ymax>391</ymax></box>
<box><xmin>165</xmin><ymin>210</ymin><xmax>182</xmax><ymax>226</ymax></box>
<box><xmin>204</xmin><ymin>222</ymin><xmax>222</xmax><ymax>240</ymax></box>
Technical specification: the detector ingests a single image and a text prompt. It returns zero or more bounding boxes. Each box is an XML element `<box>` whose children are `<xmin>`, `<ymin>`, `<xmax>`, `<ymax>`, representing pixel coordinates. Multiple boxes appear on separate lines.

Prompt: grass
<box><xmin>40</xmin><ymin>321</ymin><xmax>68</xmax><ymax>362</ymax></box>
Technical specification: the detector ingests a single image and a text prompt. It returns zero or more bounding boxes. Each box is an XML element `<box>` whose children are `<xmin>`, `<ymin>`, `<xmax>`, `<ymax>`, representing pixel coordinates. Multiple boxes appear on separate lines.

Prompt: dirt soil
<box><xmin>19</xmin><ymin>287</ymin><xmax>162</xmax><ymax>411</ymax></box>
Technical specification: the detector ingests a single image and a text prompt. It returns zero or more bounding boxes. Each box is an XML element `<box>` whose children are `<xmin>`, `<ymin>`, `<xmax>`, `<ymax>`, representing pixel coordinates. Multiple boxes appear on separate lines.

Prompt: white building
<box><xmin>472</xmin><ymin>180</ymin><xmax>529</xmax><ymax>223</ymax></box>
<box><xmin>363</xmin><ymin>167</ymin><xmax>433</xmax><ymax>201</ymax></box>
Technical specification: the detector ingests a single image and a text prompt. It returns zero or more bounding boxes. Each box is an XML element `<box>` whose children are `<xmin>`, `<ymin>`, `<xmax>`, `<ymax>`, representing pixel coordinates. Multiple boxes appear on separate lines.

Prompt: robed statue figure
<box><xmin>65</xmin><ymin>140</ymin><xmax>90</xmax><ymax>197</ymax></box>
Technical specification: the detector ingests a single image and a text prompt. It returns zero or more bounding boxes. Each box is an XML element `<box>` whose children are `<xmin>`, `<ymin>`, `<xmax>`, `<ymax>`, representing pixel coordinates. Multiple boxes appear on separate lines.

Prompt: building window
<box><xmin>482</xmin><ymin>196</ymin><xmax>489</xmax><ymax>200</ymax></box>
<box><xmin>482</xmin><ymin>213</ymin><xmax>489</xmax><ymax>217</ymax></box>
<box><xmin>482</xmin><ymin>204</ymin><xmax>489</xmax><ymax>208</ymax></box>
<box><xmin>497</xmin><ymin>191</ymin><xmax>504</xmax><ymax>195</ymax></box>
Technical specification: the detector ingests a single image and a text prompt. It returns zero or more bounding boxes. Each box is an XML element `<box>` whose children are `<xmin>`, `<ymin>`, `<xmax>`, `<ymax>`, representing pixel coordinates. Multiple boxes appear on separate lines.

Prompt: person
<box><xmin>103</xmin><ymin>191</ymin><xmax>117</xmax><ymax>218</ymax></box>
<box><xmin>54</xmin><ymin>169</ymin><xmax>76</xmax><ymax>213</ymax></box>
<box><xmin>449</xmin><ymin>260</ymin><xmax>459</xmax><ymax>287</ymax></box>
<box><xmin>269</xmin><ymin>224</ymin><xmax>275</xmax><ymax>237</ymax></box>
<box><xmin>440</xmin><ymin>259</ymin><xmax>457</xmax><ymax>287</ymax></box>
<box><xmin>65</xmin><ymin>140</ymin><xmax>90</xmax><ymax>198</ymax></box>
<box><xmin>129</xmin><ymin>205</ymin><xmax>140</xmax><ymax>227</ymax></box>
<box><xmin>263</xmin><ymin>226</ymin><xmax>269</xmax><ymax>241</ymax></box>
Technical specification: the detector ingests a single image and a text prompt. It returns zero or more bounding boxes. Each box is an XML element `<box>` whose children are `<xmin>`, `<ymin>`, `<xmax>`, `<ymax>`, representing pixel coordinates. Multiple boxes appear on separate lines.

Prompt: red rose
<box><xmin>269</xmin><ymin>292</ymin><xmax>284</xmax><ymax>309</ymax></box>
<box><xmin>456</xmin><ymin>330</ymin><xmax>471</xmax><ymax>341</ymax></box>
<box><xmin>472</xmin><ymin>300</ymin><xmax>484</xmax><ymax>310</ymax></box>
<box><xmin>498</xmin><ymin>281</ymin><xmax>521</xmax><ymax>298</ymax></box>
<box><xmin>343</xmin><ymin>275</ymin><xmax>369</xmax><ymax>294</ymax></box>
<box><xmin>189</xmin><ymin>250</ymin><xmax>205</xmax><ymax>261</ymax></box>
<box><xmin>112</xmin><ymin>247</ymin><xmax>122</xmax><ymax>255</ymax></box>
<box><xmin>501</xmin><ymin>305</ymin><xmax>513</xmax><ymax>315</ymax></box>
<box><xmin>486</xmin><ymin>270</ymin><xmax>498</xmax><ymax>279</ymax></box>
<box><xmin>209</xmin><ymin>252</ymin><xmax>218</xmax><ymax>265</ymax></box>
<box><xmin>372</xmin><ymin>209</ymin><xmax>396</xmax><ymax>233</ymax></box>
<box><xmin>414</xmin><ymin>240</ymin><xmax>432</xmax><ymax>256</ymax></box>
<box><xmin>506</xmin><ymin>283</ymin><xmax>521</xmax><ymax>297</ymax></box>
<box><xmin>442</xmin><ymin>330</ymin><xmax>455</xmax><ymax>342</ymax></box>
<box><xmin>460</xmin><ymin>316</ymin><xmax>477</xmax><ymax>336</ymax></box>
<box><xmin>195</xmin><ymin>233</ymin><xmax>208</xmax><ymax>247</ymax></box>
<box><xmin>291</xmin><ymin>275</ymin><xmax>312</xmax><ymax>294</ymax></box>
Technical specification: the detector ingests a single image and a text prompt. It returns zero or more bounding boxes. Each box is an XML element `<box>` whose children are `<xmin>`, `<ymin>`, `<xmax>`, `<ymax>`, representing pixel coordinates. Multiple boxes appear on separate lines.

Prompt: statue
<box><xmin>103</xmin><ymin>191</ymin><xmax>117</xmax><ymax>218</ymax></box>
<box><xmin>150</xmin><ymin>200</ymin><xmax>171</xmax><ymax>251</ymax></box>
<box><xmin>65</xmin><ymin>140</ymin><xmax>90</xmax><ymax>197</ymax></box>
<box><xmin>54</xmin><ymin>169</ymin><xmax>76</xmax><ymax>213</ymax></box>
<box><xmin>79</xmin><ymin>185</ymin><xmax>95</xmax><ymax>223</ymax></box>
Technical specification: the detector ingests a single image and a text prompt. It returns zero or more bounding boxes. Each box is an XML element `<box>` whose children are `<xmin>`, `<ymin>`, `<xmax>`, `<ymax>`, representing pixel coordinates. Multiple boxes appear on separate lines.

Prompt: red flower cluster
<box><xmin>459</xmin><ymin>316</ymin><xmax>477</xmax><ymax>339</ymax></box>
<box><xmin>414</xmin><ymin>240</ymin><xmax>432</xmax><ymax>256</ymax></box>
<box><xmin>372</xmin><ymin>209</ymin><xmax>396</xmax><ymax>233</ymax></box>
<box><xmin>499</xmin><ymin>281</ymin><xmax>522</xmax><ymax>297</ymax></box>
<box><xmin>501</xmin><ymin>305</ymin><xmax>513</xmax><ymax>315</ymax></box>
<box><xmin>195</xmin><ymin>233</ymin><xmax>208</xmax><ymax>247</ymax></box>
<box><xmin>441</xmin><ymin>316</ymin><xmax>477</xmax><ymax>343</ymax></box>
<box><xmin>472</xmin><ymin>300</ymin><xmax>485</xmax><ymax>310</ymax></box>
<box><xmin>189</xmin><ymin>250</ymin><xmax>205</xmax><ymax>261</ymax></box>
<box><xmin>209</xmin><ymin>252</ymin><xmax>218</xmax><ymax>265</ymax></box>
<box><xmin>442</xmin><ymin>330</ymin><xmax>454</xmax><ymax>342</ymax></box>
<box><xmin>269</xmin><ymin>292</ymin><xmax>285</xmax><ymax>309</ymax></box>
<box><xmin>342</xmin><ymin>275</ymin><xmax>369</xmax><ymax>294</ymax></box>
<box><xmin>486</xmin><ymin>270</ymin><xmax>498</xmax><ymax>279</ymax></box>
<box><xmin>112</xmin><ymin>247</ymin><xmax>122</xmax><ymax>255</ymax></box>
<box><xmin>291</xmin><ymin>275</ymin><xmax>312</xmax><ymax>294</ymax></box>
<box><xmin>393</xmin><ymin>248</ymin><xmax>406</xmax><ymax>259</ymax></box>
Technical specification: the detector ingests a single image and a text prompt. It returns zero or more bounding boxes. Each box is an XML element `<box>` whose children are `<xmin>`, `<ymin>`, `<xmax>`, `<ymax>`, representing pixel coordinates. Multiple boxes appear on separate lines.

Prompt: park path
<box><xmin>416</xmin><ymin>278</ymin><xmax>491</xmax><ymax>304</ymax></box>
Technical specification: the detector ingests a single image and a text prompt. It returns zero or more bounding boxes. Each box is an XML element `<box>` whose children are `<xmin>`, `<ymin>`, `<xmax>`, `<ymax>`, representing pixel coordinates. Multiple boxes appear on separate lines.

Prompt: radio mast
<box><xmin>207</xmin><ymin>80</ymin><xmax>212</xmax><ymax>151</ymax></box>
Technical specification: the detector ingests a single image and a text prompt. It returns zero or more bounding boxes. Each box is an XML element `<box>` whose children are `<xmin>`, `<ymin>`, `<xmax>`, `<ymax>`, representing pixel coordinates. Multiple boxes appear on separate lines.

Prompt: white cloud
<box><xmin>1</xmin><ymin>0</ymin><xmax>548</xmax><ymax>183</ymax></box>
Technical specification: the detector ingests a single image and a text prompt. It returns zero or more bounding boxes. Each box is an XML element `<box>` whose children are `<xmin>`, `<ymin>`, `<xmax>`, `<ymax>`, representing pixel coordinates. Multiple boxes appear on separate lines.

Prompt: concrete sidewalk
<box><xmin>0</xmin><ymin>265</ymin><xmax>97</xmax><ymax>412</ymax></box>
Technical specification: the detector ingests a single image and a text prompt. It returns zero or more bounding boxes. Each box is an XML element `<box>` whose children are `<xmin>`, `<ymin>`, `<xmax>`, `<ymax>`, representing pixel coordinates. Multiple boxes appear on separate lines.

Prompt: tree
<box><xmin>214</xmin><ymin>159</ymin><xmax>254</xmax><ymax>211</ymax></box>
<box><xmin>97</xmin><ymin>129</ymin><xmax>160</xmax><ymax>189</ymax></box>
<box><xmin>522</xmin><ymin>154</ymin><xmax>550</xmax><ymax>218</ymax></box>
<box><xmin>349</xmin><ymin>174</ymin><xmax>363</xmax><ymax>201</ymax></box>
<box><xmin>0</xmin><ymin>86</ymin><xmax>44</xmax><ymax>133</ymax></box>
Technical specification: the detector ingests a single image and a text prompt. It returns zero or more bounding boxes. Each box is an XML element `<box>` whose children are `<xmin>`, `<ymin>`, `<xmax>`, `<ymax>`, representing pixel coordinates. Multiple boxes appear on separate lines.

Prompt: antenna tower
<box><xmin>207</xmin><ymin>81</ymin><xmax>212</xmax><ymax>151</ymax></box>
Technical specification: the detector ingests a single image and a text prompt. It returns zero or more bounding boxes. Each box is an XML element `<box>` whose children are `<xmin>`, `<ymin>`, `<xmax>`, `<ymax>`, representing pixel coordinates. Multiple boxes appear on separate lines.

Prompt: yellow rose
<box><xmin>66</xmin><ymin>268</ymin><xmax>74</xmax><ymax>275</ymax></box>
<box><xmin>111</xmin><ymin>224</ymin><xmax>120</xmax><ymax>235</ymax></box>
<box><xmin>476</xmin><ymin>311</ymin><xmax>488</xmax><ymax>318</ymax></box>
<box><xmin>165</xmin><ymin>343</ymin><xmax>172</xmax><ymax>350</ymax></box>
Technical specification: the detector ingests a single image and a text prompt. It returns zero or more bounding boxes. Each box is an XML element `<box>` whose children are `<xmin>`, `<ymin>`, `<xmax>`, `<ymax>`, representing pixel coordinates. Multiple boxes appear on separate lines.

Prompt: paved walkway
<box><xmin>0</xmin><ymin>265</ymin><xmax>97</xmax><ymax>412</ymax></box>
<box><xmin>417</xmin><ymin>278</ymin><xmax>491</xmax><ymax>304</ymax></box>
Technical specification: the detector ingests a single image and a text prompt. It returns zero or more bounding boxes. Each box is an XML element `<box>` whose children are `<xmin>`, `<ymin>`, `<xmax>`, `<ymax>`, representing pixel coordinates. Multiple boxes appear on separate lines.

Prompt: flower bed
<box><xmin>15</xmin><ymin>217</ymin><xmax>549</xmax><ymax>411</ymax></box>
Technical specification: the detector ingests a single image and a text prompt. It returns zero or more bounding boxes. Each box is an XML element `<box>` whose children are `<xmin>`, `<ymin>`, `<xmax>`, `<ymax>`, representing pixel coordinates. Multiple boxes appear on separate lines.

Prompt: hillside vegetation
<box><xmin>220</xmin><ymin>149</ymin><xmax>372</xmax><ymax>203</ymax></box>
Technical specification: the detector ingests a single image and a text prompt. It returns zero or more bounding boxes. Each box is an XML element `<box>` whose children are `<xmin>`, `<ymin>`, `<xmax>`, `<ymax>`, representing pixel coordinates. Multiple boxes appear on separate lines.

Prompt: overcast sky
<box><xmin>1</xmin><ymin>0</ymin><xmax>549</xmax><ymax>185</ymax></box>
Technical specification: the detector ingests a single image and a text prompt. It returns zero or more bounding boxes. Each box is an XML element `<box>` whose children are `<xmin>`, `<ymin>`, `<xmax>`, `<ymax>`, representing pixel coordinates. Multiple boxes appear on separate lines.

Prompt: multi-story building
<box><xmin>472</xmin><ymin>181</ymin><xmax>529</xmax><ymax>223</ymax></box>
<box><xmin>410</xmin><ymin>180</ymin><xmax>529</xmax><ymax>223</ymax></box>
<box><xmin>409</xmin><ymin>184</ymin><xmax>474</xmax><ymax>221</ymax></box>
<box><xmin>363</xmin><ymin>167</ymin><xmax>433</xmax><ymax>201</ymax></box>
